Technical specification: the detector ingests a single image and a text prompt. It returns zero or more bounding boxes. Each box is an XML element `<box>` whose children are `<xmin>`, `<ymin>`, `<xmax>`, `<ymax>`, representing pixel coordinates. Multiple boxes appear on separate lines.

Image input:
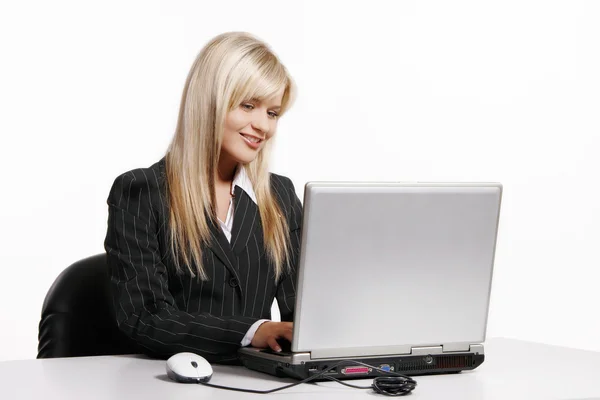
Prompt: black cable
<box><xmin>198</xmin><ymin>359</ymin><xmax>417</xmax><ymax>396</ymax></box>
<box><xmin>200</xmin><ymin>360</ymin><xmax>347</xmax><ymax>394</ymax></box>
<box><xmin>201</xmin><ymin>380</ymin><xmax>307</xmax><ymax>394</ymax></box>
<box><xmin>372</xmin><ymin>376</ymin><xmax>417</xmax><ymax>396</ymax></box>
<box><xmin>327</xmin><ymin>360</ymin><xmax>417</xmax><ymax>396</ymax></box>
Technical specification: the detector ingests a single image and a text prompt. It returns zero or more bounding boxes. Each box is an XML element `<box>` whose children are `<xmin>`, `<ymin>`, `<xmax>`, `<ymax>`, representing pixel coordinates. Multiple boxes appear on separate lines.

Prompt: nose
<box><xmin>251</xmin><ymin>112</ymin><xmax>270</xmax><ymax>136</ymax></box>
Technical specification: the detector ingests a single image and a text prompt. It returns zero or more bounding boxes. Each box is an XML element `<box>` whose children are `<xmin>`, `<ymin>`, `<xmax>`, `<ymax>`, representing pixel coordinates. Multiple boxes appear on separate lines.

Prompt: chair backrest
<box><xmin>37</xmin><ymin>254</ymin><xmax>140</xmax><ymax>358</ymax></box>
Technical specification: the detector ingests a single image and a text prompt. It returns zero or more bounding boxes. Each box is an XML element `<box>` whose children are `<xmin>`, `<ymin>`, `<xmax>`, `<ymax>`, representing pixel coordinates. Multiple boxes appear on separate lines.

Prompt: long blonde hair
<box><xmin>165</xmin><ymin>32</ymin><xmax>297</xmax><ymax>281</ymax></box>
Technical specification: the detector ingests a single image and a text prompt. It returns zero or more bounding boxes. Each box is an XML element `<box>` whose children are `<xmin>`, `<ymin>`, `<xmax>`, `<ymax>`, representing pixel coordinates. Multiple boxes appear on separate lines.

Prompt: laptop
<box><xmin>238</xmin><ymin>182</ymin><xmax>502</xmax><ymax>380</ymax></box>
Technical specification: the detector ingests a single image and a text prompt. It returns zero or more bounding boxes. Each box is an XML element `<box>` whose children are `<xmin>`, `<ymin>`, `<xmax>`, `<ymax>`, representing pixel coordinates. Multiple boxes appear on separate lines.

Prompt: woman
<box><xmin>104</xmin><ymin>32</ymin><xmax>302</xmax><ymax>363</ymax></box>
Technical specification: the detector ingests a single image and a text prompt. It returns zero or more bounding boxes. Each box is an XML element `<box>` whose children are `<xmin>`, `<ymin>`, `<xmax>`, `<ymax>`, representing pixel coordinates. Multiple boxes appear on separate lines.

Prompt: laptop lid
<box><xmin>291</xmin><ymin>182</ymin><xmax>502</xmax><ymax>359</ymax></box>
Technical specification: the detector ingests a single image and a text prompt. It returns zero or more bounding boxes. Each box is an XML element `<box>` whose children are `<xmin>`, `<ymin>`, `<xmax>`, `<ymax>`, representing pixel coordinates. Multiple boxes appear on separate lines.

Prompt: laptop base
<box><xmin>239</xmin><ymin>351</ymin><xmax>485</xmax><ymax>381</ymax></box>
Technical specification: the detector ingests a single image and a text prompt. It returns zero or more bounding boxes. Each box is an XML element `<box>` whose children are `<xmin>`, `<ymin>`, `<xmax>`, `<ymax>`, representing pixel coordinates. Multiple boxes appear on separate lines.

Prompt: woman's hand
<box><xmin>251</xmin><ymin>321</ymin><xmax>293</xmax><ymax>352</ymax></box>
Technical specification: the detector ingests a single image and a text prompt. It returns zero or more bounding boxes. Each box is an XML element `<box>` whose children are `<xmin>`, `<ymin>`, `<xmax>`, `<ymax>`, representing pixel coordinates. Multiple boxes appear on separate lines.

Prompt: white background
<box><xmin>0</xmin><ymin>0</ymin><xmax>598</xmax><ymax>362</ymax></box>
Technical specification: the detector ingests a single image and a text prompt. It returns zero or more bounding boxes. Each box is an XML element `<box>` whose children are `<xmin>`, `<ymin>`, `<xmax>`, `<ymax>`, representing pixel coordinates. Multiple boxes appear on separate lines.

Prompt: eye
<box><xmin>241</xmin><ymin>103</ymin><xmax>255</xmax><ymax>110</ymax></box>
<box><xmin>268</xmin><ymin>111</ymin><xmax>279</xmax><ymax>119</ymax></box>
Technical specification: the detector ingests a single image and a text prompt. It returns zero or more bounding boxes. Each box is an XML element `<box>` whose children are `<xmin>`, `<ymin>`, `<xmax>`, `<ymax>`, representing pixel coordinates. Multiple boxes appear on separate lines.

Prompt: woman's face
<box><xmin>221</xmin><ymin>87</ymin><xmax>285</xmax><ymax>165</ymax></box>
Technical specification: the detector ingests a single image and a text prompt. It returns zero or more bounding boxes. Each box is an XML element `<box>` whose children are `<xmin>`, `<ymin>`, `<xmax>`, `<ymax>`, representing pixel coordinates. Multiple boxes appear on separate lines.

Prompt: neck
<box><xmin>215</xmin><ymin>156</ymin><xmax>238</xmax><ymax>185</ymax></box>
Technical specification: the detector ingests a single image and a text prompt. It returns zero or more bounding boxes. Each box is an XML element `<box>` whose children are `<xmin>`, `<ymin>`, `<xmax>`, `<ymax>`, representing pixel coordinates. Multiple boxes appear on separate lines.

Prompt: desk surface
<box><xmin>1</xmin><ymin>338</ymin><xmax>599</xmax><ymax>400</ymax></box>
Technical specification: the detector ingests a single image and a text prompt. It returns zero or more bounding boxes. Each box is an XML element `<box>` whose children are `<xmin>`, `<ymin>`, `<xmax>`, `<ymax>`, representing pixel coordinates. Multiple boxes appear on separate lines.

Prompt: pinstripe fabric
<box><xmin>104</xmin><ymin>158</ymin><xmax>301</xmax><ymax>363</ymax></box>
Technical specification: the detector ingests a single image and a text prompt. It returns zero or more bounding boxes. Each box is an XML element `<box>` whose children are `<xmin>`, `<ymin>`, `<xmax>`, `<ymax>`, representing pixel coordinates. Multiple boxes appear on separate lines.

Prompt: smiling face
<box><xmin>220</xmin><ymin>87</ymin><xmax>285</xmax><ymax>167</ymax></box>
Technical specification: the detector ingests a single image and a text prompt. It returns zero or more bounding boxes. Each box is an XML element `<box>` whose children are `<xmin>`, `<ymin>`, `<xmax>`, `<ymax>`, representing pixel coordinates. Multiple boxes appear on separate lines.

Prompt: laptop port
<box><xmin>379</xmin><ymin>364</ymin><xmax>393</xmax><ymax>372</ymax></box>
<box><xmin>341</xmin><ymin>366</ymin><xmax>371</xmax><ymax>375</ymax></box>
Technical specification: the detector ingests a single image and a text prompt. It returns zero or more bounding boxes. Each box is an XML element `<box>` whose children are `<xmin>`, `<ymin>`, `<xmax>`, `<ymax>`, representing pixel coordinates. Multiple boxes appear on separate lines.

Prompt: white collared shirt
<box><xmin>217</xmin><ymin>164</ymin><xmax>257</xmax><ymax>242</ymax></box>
<box><xmin>217</xmin><ymin>165</ymin><xmax>268</xmax><ymax>347</ymax></box>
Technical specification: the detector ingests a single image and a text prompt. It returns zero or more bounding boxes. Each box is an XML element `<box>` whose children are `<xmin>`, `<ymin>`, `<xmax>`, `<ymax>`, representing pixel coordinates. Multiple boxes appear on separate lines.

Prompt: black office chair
<box><xmin>37</xmin><ymin>253</ymin><xmax>140</xmax><ymax>358</ymax></box>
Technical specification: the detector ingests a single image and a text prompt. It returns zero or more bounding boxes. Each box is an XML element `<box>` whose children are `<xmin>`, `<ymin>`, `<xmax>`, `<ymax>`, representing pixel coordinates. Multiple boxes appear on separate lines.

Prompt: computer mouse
<box><xmin>166</xmin><ymin>352</ymin><xmax>213</xmax><ymax>383</ymax></box>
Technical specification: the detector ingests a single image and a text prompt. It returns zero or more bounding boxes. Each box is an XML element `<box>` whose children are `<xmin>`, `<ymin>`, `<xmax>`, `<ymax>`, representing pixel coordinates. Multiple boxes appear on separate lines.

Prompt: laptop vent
<box><xmin>398</xmin><ymin>355</ymin><xmax>473</xmax><ymax>371</ymax></box>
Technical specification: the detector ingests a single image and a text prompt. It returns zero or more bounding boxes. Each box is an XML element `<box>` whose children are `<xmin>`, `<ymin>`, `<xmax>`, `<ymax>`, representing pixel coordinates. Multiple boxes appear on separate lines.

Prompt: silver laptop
<box><xmin>239</xmin><ymin>182</ymin><xmax>502</xmax><ymax>380</ymax></box>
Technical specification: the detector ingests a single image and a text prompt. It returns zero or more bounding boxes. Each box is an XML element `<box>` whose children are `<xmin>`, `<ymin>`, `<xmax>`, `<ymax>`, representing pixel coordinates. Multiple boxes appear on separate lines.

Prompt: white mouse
<box><xmin>166</xmin><ymin>352</ymin><xmax>213</xmax><ymax>383</ymax></box>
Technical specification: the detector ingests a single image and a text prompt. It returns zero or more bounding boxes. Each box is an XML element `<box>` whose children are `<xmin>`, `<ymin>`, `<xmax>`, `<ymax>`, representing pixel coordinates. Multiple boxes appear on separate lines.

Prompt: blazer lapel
<box><xmin>230</xmin><ymin>185</ymin><xmax>261</xmax><ymax>255</ymax></box>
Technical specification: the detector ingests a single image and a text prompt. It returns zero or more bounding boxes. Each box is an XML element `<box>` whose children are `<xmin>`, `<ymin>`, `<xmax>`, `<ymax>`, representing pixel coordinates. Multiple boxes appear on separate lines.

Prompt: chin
<box><xmin>232</xmin><ymin>150</ymin><xmax>260</xmax><ymax>164</ymax></box>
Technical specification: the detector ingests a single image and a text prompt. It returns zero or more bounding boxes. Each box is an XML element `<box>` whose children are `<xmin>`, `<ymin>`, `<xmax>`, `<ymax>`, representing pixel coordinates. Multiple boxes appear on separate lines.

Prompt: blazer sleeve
<box><xmin>104</xmin><ymin>170</ymin><xmax>259</xmax><ymax>362</ymax></box>
<box><xmin>272</xmin><ymin>176</ymin><xmax>302</xmax><ymax>322</ymax></box>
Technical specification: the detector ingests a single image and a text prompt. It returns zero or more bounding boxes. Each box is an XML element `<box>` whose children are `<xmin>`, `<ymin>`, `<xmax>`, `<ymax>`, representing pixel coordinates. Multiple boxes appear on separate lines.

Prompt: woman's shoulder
<box><xmin>269</xmin><ymin>172</ymin><xmax>300</xmax><ymax>204</ymax></box>
<box><xmin>269</xmin><ymin>172</ymin><xmax>302</xmax><ymax>229</ymax></box>
<box><xmin>111</xmin><ymin>158</ymin><xmax>164</xmax><ymax>190</ymax></box>
<box><xmin>107</xmin><ymin>158</ymin><xmax>166</xmax><ymax>214</ymax></box>
<box><xmin>269</xmin><ymin>172</ymin><xmax>296</xmax><ymax>192</ymax></box>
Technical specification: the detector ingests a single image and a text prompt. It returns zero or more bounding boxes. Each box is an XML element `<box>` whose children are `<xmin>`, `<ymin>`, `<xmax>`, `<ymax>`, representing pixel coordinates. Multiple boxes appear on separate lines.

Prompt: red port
<box><xmin>342</xmin><ymin>367</ymin><xmax>370</xmax><ymax>375</ymax></box>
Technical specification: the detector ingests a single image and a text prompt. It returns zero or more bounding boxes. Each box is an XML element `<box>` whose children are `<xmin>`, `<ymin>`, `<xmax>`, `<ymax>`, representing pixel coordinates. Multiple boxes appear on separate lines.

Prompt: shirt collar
<box><xmin>231</xmin><ymin>164</ymin><xmax>257</xmax><ymax>204</ymax></box>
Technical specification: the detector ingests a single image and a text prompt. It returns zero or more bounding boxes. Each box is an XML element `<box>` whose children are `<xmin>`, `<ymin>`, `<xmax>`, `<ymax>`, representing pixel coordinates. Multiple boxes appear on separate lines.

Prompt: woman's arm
<box><xmin>104</xmin><ymin>170</ymin><xmax>258</xmax><ymax>363</ymax></box>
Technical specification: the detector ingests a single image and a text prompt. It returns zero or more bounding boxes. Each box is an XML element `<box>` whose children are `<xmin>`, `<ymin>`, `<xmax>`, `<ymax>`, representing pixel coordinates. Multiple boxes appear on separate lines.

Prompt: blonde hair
<box><xmin>165</xmin><ymin>32</ymin><xmax>297</xmax><ymax>281</ymax></box>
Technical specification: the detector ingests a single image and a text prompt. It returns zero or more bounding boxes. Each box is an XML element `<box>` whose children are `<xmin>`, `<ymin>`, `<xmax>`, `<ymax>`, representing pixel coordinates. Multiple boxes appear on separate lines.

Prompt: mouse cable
<box><xmin>199</xmin><ymin>359</ymin><xmax>417</xmax><ymax>396</ymax></box>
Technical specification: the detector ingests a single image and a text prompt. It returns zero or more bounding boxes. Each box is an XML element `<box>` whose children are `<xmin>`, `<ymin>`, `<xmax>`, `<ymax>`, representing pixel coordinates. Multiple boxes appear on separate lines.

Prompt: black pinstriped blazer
<box><xmin>103</xmin><ymin>158</ymin><xmax>302</xmax><ymax>363</ymax></box>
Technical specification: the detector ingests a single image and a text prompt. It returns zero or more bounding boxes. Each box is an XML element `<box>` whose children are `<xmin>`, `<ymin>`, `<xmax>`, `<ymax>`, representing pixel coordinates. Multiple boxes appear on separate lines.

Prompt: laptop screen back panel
<box><xmin>292</xmin><ymin>183</ymin><xmax>502</xmax><ymax>358</ymax></box>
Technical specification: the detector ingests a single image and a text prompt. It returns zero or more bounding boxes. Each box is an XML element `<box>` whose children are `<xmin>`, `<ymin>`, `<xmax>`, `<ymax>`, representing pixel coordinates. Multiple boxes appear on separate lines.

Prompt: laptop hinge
<box><xmin>442</xmin><ymin>343</ymin><xmax>471</xmax><ymax>352</ymax></box>
<box><xmin>410</xmin><ymin>343</ymin><xmax>477</xmax><ymax>354</ymax></box>
<box><xmin>410</xmin><ymin>346</ymin><xmax>443</xmax><ymax>355</ymax></box>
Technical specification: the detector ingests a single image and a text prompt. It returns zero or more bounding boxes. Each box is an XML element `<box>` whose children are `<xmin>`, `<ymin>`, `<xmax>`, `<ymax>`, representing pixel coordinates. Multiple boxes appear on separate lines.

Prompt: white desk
<box><xmin>1</xmin><ymin>338</ymin><xmax>599</xmax><ymax>400</ymax></box>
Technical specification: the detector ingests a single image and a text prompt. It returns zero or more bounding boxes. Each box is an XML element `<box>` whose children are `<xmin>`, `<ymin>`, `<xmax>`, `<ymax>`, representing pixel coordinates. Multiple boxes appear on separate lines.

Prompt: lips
<box><xmin>239</xmin><ymin>133</ymin><xmax>263</xmax><ymax>143</ymax></box>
